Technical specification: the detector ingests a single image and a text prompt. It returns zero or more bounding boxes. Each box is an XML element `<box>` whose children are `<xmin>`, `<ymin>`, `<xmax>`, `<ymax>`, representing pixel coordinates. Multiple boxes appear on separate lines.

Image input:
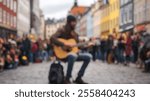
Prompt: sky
<box><xmin>40</xmin><ymin>0</ymin><xmax>97</xmax><ymax>19</ymax></box>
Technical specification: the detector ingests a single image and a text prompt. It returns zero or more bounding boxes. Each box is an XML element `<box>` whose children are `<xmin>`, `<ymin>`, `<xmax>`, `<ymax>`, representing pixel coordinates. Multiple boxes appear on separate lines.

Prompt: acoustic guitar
<box><xmin>53</xmin><ymin>38</ymin><xmax>94</xmax><ymax>59</ymax></box>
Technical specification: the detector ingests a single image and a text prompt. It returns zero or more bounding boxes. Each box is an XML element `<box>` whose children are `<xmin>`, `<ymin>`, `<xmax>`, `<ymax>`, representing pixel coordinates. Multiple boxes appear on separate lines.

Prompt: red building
<box><xmin>0</xmin><ymin>0</ymin><xmax>17</xmax><ymax>38</ymax></box>
<box><xmin>69</xmin><ymin>0</ymin><xmax>88</xmax><ymax>17</ymax></box>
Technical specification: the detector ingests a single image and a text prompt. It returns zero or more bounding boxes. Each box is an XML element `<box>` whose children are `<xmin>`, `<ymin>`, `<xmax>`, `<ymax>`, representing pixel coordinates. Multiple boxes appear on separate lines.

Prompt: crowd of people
<box><xmin>0</xmin><ymin>34</ymin><xmax>53</xmax><ymax>72</ymax></box>
<box><xmin>86</xmin><ymin>29</ymin><xmax>150</xmax><ymax>73</ymax></box>
<box><xmin>0</xmin><ymin>29</ymin><xmax>150</xmax><ymax>74</ymax></box>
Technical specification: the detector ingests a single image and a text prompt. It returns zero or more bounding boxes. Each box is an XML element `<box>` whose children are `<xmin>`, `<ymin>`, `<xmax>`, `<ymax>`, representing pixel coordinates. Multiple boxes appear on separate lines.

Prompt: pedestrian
<box><xmin>22</xmin><ymin>34</ymin><xmax>31</xmax><ymax>62</ymax></box>
<box><xmin>118</xmin><ymin>34</ymin><xmax>126</xmax><ymax>64</ymax></box>
<box><xmin>46</xmin><ymin>39</ymin><xmax>53</xmax><ymax>61</ymax></box>
<box><xmin>31</xmin><ymin>40</ymin><xmax>38</xmax><ymax>63</ymax></box>
<box><xmin>106</xmin><ymin>35</ymin><xmax>114</xmax><ymax>64</ymax></box>
<box><xmin>100</xmin><ymin>38</ymin><xmax>107</xmax><ymax>62</ymax></box>
<box><xmin>140</xmin><ymin>28</ymin><xmax>150</xmax><ymax>72</ymax></box>
<box><xmin>125</xmin><ymin>32</ymin><xmax>133</xmax><ymax>66</ymax></box>
<box><xmin>0</xmin><ymin>38</ymin><xmax>5</xmax><ymax>72</ymax></box>
<box><xmin>132</xmin><ymin>34</ymin><xmax>139</xmax><ymax>63</ymax></box>
<box><xmin>113</xmin><ymin>36</ymin><xmax>119</xmax><ymax>64</ymax></box>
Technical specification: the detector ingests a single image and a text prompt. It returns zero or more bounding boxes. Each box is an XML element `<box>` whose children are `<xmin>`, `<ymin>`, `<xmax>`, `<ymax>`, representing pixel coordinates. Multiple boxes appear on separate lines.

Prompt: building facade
<box><xmin>39</xmin><ymin>10</ymin><xmax>45</xmax><ymax>39</ymax></box>
<box><xmin>45</xmin><ymin>19</ymin><xmax>65</xmax><ymax>39</ymax></box>
<box><xmin>109</xmin><ymin>0</ymin><xmax>120</xmax><ymax>36</ymax></box>
<box><xmin>91</xmin><ymin>1</ymin><xmax>102</xmax><ymax>37</ymax></box>
<box><xmin>17</xmin><ymin>0</ymin><xmax>30</xmax><ymax>37</ymax></box>
<box><xmin>120</xmin><ymin>0</ymin><xmax>134</xmax><ymax>33</ymax></box>
<box><xmin>30</xmin><ymin>0</ymin><xmax>41</xmax><ymax>36</ymax></box>
<box><xmin>134</xmin><ymin>0</ymin><xmax>150</xmax><ymax>33</ymax></box>
<box><xmin>86</xmin><ymin>8</ymin><xmax>93</xmax><ymax>38</ymax></box>
<box><xmin>79</xmin><ymin>14</ymin><xmax>87</xmax><ymax>36</ymax></box>
<box><xmin>69</xmin><ymin>0</ymin><xmax>88</xmax><ymax>17</ymax></box>
<box><xmin>100</xmin><ymin>1</ymin><xmax>109</xmax><ymax>40</ymax></box>
<box><xmin>76</xmin><ymin>8</ymin><xmax>93</xmax><ymax>38</ymax></box>
<box><xmin>0</xmin><ymin>0</ymin><xmax>17</xmax><ymax>38</ymax></box>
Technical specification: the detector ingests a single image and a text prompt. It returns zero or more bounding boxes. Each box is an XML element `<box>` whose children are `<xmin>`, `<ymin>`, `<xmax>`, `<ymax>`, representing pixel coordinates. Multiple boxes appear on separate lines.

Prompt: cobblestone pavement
<box><xmin>0</xmin><ymin>61</ymin><xmax>150</xmax><ymax>84</ymax></box>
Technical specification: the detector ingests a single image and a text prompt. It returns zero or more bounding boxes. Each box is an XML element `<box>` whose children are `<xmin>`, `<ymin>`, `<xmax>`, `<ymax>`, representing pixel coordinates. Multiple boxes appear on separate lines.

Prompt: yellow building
<box><xmin>109</xmin><ymin>0</ymin><xmax>120</xmax><ymax>38</ymax></box>
<box><xmin>100</xmin><ymin>2</ymin><xmax>109</xmax><ymax>40</ymax></box>
<box><xmin>100</xmin><ymin>0</ymin><xmax>120</xmax><ymax>40</ymax></box>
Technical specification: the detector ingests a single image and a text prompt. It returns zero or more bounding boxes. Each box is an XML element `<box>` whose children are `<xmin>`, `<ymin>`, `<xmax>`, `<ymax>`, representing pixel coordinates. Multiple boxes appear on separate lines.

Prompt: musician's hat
<box><xmin>67</xmin><ymin>15</ymin><xmax>76</xmax><ymax>23</ymax></box>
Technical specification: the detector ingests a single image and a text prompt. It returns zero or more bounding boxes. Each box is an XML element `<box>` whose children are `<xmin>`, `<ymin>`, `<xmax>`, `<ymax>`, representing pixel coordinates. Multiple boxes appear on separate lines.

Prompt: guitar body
<box><xmin>54</xmin><ymin>38</ymin><xmax>79</xmax><ymax>59</ymax></box>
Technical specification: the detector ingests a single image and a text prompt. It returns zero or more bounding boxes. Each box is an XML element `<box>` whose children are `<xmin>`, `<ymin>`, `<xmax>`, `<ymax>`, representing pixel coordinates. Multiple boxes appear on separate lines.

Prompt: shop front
<box><xmin>0</xmin><ymin>26</ymin><xmax>17</xmax><ymax>38</ymax></box>
<box><xmin>134</xmin><ymin>24</ymin><xmax>146</xmax><ymax>33</ymax></box>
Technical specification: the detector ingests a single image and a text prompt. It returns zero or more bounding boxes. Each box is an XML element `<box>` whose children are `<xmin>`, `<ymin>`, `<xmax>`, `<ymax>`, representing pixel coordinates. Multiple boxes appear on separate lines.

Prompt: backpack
<box><xmin>48</xmin><ymin>61</ymin><xmax>64</xmax><ymax>84</ymax></box>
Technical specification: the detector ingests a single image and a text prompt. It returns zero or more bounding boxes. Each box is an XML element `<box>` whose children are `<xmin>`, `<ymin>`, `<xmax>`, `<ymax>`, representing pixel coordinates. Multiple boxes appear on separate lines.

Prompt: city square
<box><xmin>0</xmin><ymin>0</ymin><xmax>150</xmax><ymax>84</ymax></box>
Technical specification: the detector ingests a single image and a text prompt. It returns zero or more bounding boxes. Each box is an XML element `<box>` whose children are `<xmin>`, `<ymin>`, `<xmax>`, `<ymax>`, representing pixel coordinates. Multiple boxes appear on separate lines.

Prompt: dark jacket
<box><xmin>22</xmin><ymin>38</ymin><xmax>31</xmax><ymax>51</ymax></box>
<box><xmin>140</xmin><ymin>34</ymin><xmax>150</xmax><ymax>61</ymax></box>
<box><xmin>51</xmin><ymin>24</ymin><xmax>79</xmax><ymax>47</ymax></box>
<box><xmin>107</xmin><ymin>39</ymin><xmax>113</xmax><ymax>50</ymax></box>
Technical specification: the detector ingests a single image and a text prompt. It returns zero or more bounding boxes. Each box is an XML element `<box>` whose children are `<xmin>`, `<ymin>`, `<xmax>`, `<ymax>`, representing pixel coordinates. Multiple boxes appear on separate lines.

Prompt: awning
<box><xmin>135</xmin><ymin>25</ymin><xmax>146</xmax><ymax>32</ymax></box>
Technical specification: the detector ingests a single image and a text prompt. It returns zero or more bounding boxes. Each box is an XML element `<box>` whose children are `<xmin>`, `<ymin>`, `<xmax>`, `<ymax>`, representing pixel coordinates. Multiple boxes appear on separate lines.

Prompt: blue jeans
<box><xmin>66</xmin><ymin>53</ymin><xmax>92</xmax><ymax>80</ymax></box>
<box><xmin>114</xmin><ymin>47</ymin><xmax>119</xmax><ymax>62</ymax></box>
<box><xmin>101</xmin><ymin>49</ymin><xmax>107</xmax><ymax>62</ymax></box>
<box><xmin>42</xmin><ymin>51</ymin><xmax>48</xmax><ymax>61</ymax></box>
<box><xmin>118</xmin><ymin>48</ymin><xmax>125</xmax><ymax>63</ymax></box>
<box><xmin>29</xmin><ymin>53</ymin><xmax>33</xmax><ymax>63</ymax></box>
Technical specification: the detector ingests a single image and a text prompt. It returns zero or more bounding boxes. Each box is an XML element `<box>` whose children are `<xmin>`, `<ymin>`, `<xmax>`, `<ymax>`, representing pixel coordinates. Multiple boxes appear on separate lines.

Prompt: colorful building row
<box><xmin>0</xmin><ymin>0</ymin><xmax>43</xmax><ymax>38</ymax></box>
<box><xmin>0</xmin><ymin>0</ymin><xmax>17</xmax><ymax>37</ymax></box>
<box><xmin>70</xmin><ymin>0</ymin><xmax>150</xmax><ymax>40</ymax></box>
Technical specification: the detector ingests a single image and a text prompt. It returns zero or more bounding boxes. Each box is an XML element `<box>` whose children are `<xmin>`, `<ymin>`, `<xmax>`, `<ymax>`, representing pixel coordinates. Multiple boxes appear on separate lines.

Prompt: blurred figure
<box><xmin>113</xmin><ymin>37</ymin><xmax>119</xmax><ymax>64</ymax></box>
<box><xmin>106</xmin><ymin>35</ymin><xmax>114</xmax><ymax>64</ymax></box>
<box><xmin>100</xmin><ymin>38</ymin><xmax>107</xmax><ymax>62</ymax></box>
<box><xmin>118</xmin><ymin>34</ymin><xmax>126</xmax><ymax>64</ymax></box>
<box><xmin>90</xmin><ymin>37</ymin><xmax>100</xmax><ymax>61</ymax></box>
<box><xmin>139</xmin><ymin>28</ymin><xmax>150</xmax><ymax>73</ymax></box>
<box><xmin>125</xmin><ymin>32</ymin><xmax>133</xmax><ymax>66</ymax></box>
<box><xmin>46</xmin><ymin>39</ymin><xmax>53</xmax><ymax>61</ymax></box>
<box><xmin>31</xmin><ymin>40</ymin><xmax>38</xmax><ymax>63</ymax></box>
<box><xmin>0</xmin><ymin>38</ymin><xmax>5</xmax><ymax>72</ymax></box>
<box><xmin>41</xmin><ymin>40</ymin><xmax>49</xmax><ymax>61</ymax></box>
<box><xmin>132</xmin><ymin>34</ymin><xmax>140</xmax><ymax>63</ymax></box>
<box><xmin>22</xmin><ymin>34</ymin><xmax>31</xmax><ymax>62</ymax></box>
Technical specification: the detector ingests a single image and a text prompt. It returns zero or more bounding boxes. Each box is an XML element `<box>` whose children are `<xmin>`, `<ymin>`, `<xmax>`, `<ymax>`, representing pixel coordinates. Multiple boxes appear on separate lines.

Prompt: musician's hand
<box><xmin>88</xmin><ymin>42</ymin><xmax>94</xmax><ymax>46</ymax></box>
<box><xmin>65</xmin><ymin>43</ymin><xmax>76</xmax><ymax>48</ymax></box>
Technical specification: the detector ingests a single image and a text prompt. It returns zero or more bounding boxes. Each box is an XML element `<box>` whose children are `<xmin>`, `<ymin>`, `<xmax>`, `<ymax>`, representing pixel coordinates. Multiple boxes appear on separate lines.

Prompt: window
<box><xmin>14</xmin><ymin>16</ymin><xmax>16</xmax><ymax>28</ymax></box>
<box><xmin>3</xmin><ymin>10</ymin><xmax>6</xmax><ymax>24</ymax></box>
<box><xmin>124</xmin><ymin>7</ymin><xmax>127</xmax><ymax>24</ymax></box>
<box><xmin>120</xmin><ymin>9</ymin><xmax>123</xmax><ymax>25</ymax></box>
<box><xmin>3</xmin><ymin>0</ymin><xmax>6</xmax><ymax>5</ymax></box>
<box><xmin>11</xmin><ymin>15</ymin><xmax>13</xmax><ymax>27</ymax></box>
<box><xmin>10</xmin><ymin>0</ymin><xmax>13</xmax><ymax>10</ymax></box>
<box><xmin>120</xmin><ymin>0</ymin><xmax>124</xmax><ymax>6</ymax></box>
<box><xmin>7</xmin><ymin>12</ymin><xmax>10</xmax><ymax>26</ymax></box>
<box><xmin>7</xmin><ymin>0</ymin><xmax>10</xmax><ymax>8</ymax></box>
<box><xmin>13</xmin><ymin>0</ymin><xmax>16</xmax><ymax>13</ymax></box>
<box><xmin>128</xmin><ymin>4</ymin><xmax>132</xmax><ymax>23</ymax></box>
<box><xmin>0</xmin><ymin>8</ymin><xmax>2</xmax><ymax>23</ymax></box>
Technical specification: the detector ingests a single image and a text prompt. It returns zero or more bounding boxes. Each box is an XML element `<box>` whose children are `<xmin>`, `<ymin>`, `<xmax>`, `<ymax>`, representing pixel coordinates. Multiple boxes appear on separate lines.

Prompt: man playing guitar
<box><xmin>51</xmin><ymin>15</ymin><xmax>92</xmax><ymax>84</ymax></box>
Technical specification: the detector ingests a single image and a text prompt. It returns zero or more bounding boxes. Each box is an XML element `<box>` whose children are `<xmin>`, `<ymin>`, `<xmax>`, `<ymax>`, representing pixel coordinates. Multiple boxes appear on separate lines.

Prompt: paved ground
<box><xmin>0</xmin><ymin>61</ymin><xmax>150</xmax><ymax>84</ymax></box>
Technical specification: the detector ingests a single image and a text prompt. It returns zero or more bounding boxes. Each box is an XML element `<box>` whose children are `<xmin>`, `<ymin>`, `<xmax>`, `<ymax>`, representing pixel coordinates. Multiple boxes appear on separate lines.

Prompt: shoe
<box><xmin>74</xmin><ymin>78</ymin><xmax>88</xmax><ymax>84</ymax></box>
<box><xmin>64</xmin><ymin>78</ymin><xmax>71</xmax><ymax>84</ymax></box>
